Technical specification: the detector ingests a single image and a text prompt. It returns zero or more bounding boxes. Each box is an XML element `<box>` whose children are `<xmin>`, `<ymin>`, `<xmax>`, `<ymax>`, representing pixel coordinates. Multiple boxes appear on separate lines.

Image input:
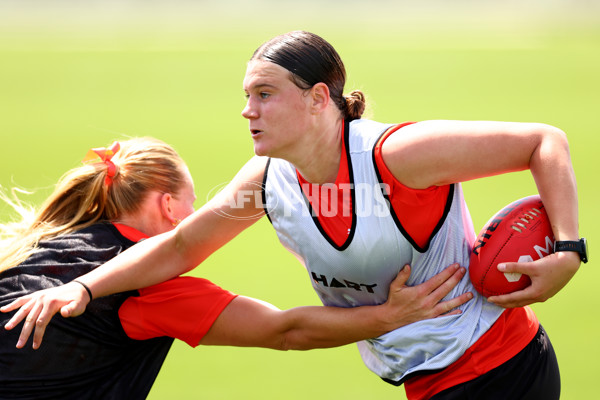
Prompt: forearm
<box><xmin>76</xmin><ymin>229</ymin><xmax>190</xmax><ymax>298</ymax></box>
<box><xmin>201</xmin><ymin>295</ymin><xmax>402</xmax><ymax>351</ymax></box>
<box><xmin>278</xmin><ymin>304</ymin><xmax>395</xmax><ymax>350</ymax></box>
<box><xmin>76</xmin><ymin>181</ymin><xmax>263</xmax><ymax>299</ymax></box>
<box><xmin>201</xmin><ymin>264</ymin><xmax>471</xmax><ymax>350</ymax></box>
<box><xmin>487</xmin><ymin>126</ymin><xmax>581</xmax><ymax>306</ymax></box>
<box><xmin>280</xmin><ymin>267</ymin><xmax>473</xmax><ymax>350</ymax></box>
<box><xmin>530</xmin><ymin>125</ymin><xmax>579</xmax><ymax>241</ymax></box>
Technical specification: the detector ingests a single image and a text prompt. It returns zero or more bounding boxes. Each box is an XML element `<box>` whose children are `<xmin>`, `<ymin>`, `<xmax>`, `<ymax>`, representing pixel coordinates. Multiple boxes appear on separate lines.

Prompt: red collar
<box><xmin>112</xmin><ymin>223</ymin><xmax>149</xmax><ymax>242</ymax></box>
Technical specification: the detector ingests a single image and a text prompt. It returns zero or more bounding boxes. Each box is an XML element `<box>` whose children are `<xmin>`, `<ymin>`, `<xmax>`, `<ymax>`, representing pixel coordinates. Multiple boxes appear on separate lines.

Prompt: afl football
<box><xmin>469</xmin><ymin>195</ymin><xmax>555</xmax><ymax>297</ymax></box>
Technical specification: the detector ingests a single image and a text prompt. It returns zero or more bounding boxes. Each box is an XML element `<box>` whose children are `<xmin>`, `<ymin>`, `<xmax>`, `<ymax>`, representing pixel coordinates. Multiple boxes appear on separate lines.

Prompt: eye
<box><xmin>260</xmin><ymin>92</ymin><xmax>270</xmax><ymax>99</ymax></box>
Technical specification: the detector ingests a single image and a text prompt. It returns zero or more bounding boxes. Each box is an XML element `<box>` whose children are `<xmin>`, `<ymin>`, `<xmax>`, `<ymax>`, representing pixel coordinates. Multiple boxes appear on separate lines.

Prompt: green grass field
<box><xmin>1</xmin><ymin>1</ymin><xmax>599</xmax><ymax>399</ymax></box>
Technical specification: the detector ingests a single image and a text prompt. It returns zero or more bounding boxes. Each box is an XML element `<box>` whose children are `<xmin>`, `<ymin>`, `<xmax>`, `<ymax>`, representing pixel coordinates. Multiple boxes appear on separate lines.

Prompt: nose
<box><xmin>241</xmin><ymin>98</ymin><xmax>258</xmax><ymax>120</ymax></box>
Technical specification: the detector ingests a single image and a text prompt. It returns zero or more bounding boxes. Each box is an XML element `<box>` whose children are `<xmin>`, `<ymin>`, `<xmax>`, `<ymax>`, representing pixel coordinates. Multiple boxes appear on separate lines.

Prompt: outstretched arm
<box><xmin>83</xmin><ymin>155</ymin><xmax>269</xmax><ymax>299</ymax></box>
<box><xmin>3</xmin><ymin>263</ymin><xmax>471</xmax><ymax>349</ymax></box>
<box><xmin>200</xmin><ymin>264</ymin><xmax>472</xmax><ymax>350</ymax></box>
<box><xmin>188</xmin><ymin>264</ymin><xmax>471</xmax><ymax>350</ymax></box>
<box><xmin>0</xmin><ymin>156</ymin><xmax>268</xmax><ymax>348</ymax></box>
<box><xmin>383</xmin><ymin>120</ymin><xmax>580</xmax><ymax>306</ymax></box>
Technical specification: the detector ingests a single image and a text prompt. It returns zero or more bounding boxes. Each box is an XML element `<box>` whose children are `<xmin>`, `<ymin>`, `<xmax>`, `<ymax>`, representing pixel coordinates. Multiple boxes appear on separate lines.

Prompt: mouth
<box><xmin>250</xmin><ymin>129</ymin><xmax>263</xmax><ymax>137</ymax></box>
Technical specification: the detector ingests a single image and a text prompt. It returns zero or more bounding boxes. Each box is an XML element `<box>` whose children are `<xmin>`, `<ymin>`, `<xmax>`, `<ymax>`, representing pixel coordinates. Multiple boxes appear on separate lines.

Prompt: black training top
<box><xmin>0</xmin><ymin>223</ymin><xmax>173</xmax><ymax>400</ymax></box>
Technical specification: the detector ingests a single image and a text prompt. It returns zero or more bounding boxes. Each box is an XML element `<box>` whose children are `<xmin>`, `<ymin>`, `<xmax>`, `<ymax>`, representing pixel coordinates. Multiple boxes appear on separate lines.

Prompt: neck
<box><xmin>111</xmin><ymin>215</ymin><xmax>152</xmax><ymax>236</ymax></box>
<box><xmin>293</xmin><ymin>118</ymin><xmax>344</xmax><ymax>184</ymax></box>
<box><xmin>110</xmin><ymin>192</ymin><xmax>168</xmax><ymax>237</ymax></box>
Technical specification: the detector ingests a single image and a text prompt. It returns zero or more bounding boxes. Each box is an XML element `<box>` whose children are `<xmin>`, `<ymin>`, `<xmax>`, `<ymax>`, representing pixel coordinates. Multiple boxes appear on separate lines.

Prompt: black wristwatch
<box><xmin>554</xmin><ymin>238</ymin><xmax>588</xmax><ymax>263</ymax></box>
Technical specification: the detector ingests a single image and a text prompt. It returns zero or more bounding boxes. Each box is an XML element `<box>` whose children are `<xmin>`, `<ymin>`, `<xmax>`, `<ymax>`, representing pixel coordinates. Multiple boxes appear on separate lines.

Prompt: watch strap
<box><xmin>554</xmin><ymin>239</ymin><xmax>588</xmax><ymax>263</ymax></box>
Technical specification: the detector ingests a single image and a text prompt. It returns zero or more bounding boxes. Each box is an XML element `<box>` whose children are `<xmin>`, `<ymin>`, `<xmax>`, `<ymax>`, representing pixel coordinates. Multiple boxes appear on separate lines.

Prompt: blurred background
<box><xmin>1</xmin><ymin>1</ymin><xmax>598</xmax><ymax>398</ymax></box>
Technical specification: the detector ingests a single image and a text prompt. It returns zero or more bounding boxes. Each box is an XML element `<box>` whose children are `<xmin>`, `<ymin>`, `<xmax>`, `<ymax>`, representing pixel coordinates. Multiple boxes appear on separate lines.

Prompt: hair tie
<box><xmin>82</xmin><ymin>141</ymin><xmax>121</xmax><ymax>186</ymax></box>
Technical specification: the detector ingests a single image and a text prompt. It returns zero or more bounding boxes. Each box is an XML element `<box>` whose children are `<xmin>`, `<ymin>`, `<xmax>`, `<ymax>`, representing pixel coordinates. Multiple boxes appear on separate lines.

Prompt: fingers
<box><xmin>429</xmin><ymin>265</ymin><xmax>467</xmax><ymax>303</ymax></box>
<box><xmin>419</xmin><ymin>263</ymin><xmax>464</xmax><ymax>297</ymax></box>
<box><xmin>497</xmin><ymin>261</ymin><xmax>530</xmax><ymax>276</ymax></box>
<box><xmin>487</xmin><ymin>288</ymin><xmax>536</xmax><ymax>308</ymax></box>
<box><xmin>419</xmin><ymin>263</ymin><xmax>463</xmax><ymax>295</ymax></box>
<box><xmin>61</xmin><ymin>304</ymin><xmax>74</xmax><ymax>318</ymax></box>
<box><xmin>389</xmin><ymin>265</ymin><xmax>411</xmax><ymax>290</ymax></box>
<box><xmin>434</xmin><ymin>292</ymin><xmax>473</xmax><ymax>317</ymax></box>
<box><xmin>3</xmin><ymin>296</ymin><xmax>44</xmax><ymax>349</ymax></box>
<box><xmin>383</xmin><ymin>263</ymin><xmax>474</xmax><ymax>327</ymax></box>
<box><xmin>3</xmin><ymin>297</ymin><xmax>35</xmax><ymax>331</ymax></box>
<box><xmin>13</xmin><ymin>299</ymin><xmax>63</xmax><ymax>349</ymax></box>
<box><xmin>417</xmin><ymin>263</ymin><xmax>472</xmax><ymax>318</ymax></box>
<box><xmin>487</xmin><ymin>258</ymin><xmax>557</xmax><ymax>308</ymax></box>
<box><xmin>1</xmin><ymin>295</ymin><xmax>33</xmax><ymax>316</ymax></box>
<box><xmin>17</xmin><ymin>300</ymin><xmax>46</xmax><ymax>349</ymax></box>
<box><xmin>31</xmin><ymin>306</ymin><xmax>55</xmax><ymax>350</ymax></box>
<box><xmin>9</xmin><ymin>298</ymin><xmax>57</xmax><ymax>349</ymax></box>
<box><xmin>61</xmin><ymin>300</ymin><xmax>86</xmax><ymax>318</ymax></box>
<box><xmin>2</xmin><ymin>282</ymin><xmax>91</xmax><ymax>350</ymax></box>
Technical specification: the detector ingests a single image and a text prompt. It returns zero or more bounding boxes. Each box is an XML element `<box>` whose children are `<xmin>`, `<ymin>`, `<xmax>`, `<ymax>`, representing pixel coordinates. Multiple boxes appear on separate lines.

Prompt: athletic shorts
<box><xmin>429</xmin><ymin>325</ymin><xmax>560</xmax><ymax>400</ymax></box>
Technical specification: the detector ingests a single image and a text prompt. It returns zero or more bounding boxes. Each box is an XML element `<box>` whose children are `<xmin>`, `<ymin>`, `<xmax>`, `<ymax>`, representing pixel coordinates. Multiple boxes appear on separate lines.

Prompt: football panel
<box><xmin>469</xmin><ymin>195</ymin><xmax>554</xmax><ymax>297</ymax></box>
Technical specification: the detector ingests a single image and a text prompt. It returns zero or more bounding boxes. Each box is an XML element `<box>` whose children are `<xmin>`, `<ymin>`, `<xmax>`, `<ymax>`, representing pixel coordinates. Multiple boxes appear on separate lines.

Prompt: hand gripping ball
<box><xmin>469</xmin><ymin>195</ymin><xmax>555</xmax><ymax>297</ymax></box>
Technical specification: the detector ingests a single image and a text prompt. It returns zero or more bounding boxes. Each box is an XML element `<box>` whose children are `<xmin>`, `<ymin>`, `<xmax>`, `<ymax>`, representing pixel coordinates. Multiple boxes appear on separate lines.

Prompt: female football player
<box><xmin>0</xmin><ymin>137</ymin><xmax>469</xmax><ymax>399</ymax></box>
<box><xmin>3</xmin><ymin>31</ymin><xmax>583</xmax><ymax>399</ymax></box>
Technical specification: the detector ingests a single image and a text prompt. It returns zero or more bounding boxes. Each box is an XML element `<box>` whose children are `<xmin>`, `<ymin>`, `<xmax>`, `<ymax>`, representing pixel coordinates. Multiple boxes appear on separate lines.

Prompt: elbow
<box><xmin>539</xmin><ymin>123</ymin><xmax>569</xmax><ymax>150</ymax></box>
<box><xmin>277</xmin><ymin>330</ymin><xmax>308</xmax><ymax>352</ymax></box>
<box><xmin>530</xmin><ymin>124</ymin><xmax>571</xmax><ymax>167</ymax></box>
<box><xmin>276</xmin><ymin>323</ymin><xmax>322</xmax><ymax>351</ymax></box>
<box><xmin>268</xmin><ymin>309</ymin><xmax>333</xmax><ymax>352</ymax></box>
<box><xmin>278</xmin><ymin>334</ymin><xmax>294</xmax><ymax>351</ymax></box>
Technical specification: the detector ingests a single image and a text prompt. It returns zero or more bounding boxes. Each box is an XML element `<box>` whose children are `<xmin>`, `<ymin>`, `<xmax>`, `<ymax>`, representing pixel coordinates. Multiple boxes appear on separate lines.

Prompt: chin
<box><xmin>252</xmin><ymin>143</ymin><xmax>270</xmax><ymax>157</ymax></box>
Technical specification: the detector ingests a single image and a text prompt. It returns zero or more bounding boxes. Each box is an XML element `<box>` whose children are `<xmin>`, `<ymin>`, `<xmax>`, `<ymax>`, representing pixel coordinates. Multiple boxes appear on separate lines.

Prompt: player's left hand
<box><xmin>487</xmin><ymin>251</ymin><xmax>580</xmax><ymax>308</ymax></box>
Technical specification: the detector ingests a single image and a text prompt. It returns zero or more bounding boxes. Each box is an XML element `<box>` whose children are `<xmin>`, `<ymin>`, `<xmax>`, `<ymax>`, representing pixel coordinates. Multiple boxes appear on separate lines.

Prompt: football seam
<box><xmin>480</xmin><ymin>233</ymin><xmax>514</xmax><ymax>296</ymax></box>
<box><xmin>510</xmin><ymin>209</ymin><xmax>540</xmax><ymax>233</ymax></box>
<box><xmin>470</xmin><ymin>197</ymin><xmax>547</xmax><ymax>297</ymax></box>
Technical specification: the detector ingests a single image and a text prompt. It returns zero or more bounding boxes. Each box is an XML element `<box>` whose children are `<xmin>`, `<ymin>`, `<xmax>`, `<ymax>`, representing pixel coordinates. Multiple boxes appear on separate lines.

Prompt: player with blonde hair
<box><xmin>0</xmin><ymin>137</ymin><xmax>470</xmax><ymax>399</ymax></box>
<box><xmin>3</xmin><ymin>29</ymin><xmax>585</xmax><ymax>400</ymax></box>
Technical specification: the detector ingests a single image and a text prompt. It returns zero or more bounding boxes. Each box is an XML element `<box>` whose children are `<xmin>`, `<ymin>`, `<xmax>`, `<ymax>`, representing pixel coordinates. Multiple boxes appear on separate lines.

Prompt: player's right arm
<box><xmin>382</xmin><ymin>120</ymin><xmax>580</xmax><ymax>307</ymax></box>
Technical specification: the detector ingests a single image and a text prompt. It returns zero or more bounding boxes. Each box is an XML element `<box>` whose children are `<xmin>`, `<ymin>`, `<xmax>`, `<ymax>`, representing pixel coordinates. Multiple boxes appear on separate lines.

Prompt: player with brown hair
<box><xmin>4</xmin><ymin>31</ymin><xmax>584</xmax><ymax>399</ymax></box>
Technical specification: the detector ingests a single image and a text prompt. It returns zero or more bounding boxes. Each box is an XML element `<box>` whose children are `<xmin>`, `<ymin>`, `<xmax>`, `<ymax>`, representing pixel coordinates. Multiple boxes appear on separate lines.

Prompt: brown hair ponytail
<box><xmin>344</xmin><ymin>90</ymin><xmax>366</xmax><ymax>121</ymax></box>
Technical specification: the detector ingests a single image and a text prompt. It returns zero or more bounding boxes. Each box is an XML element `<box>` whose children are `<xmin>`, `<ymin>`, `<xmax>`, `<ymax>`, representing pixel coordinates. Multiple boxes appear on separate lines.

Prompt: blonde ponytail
<box><xmin>0</xmin><ymin>137</ymin><xmax>187</xmax><ymax>273</ymax></box>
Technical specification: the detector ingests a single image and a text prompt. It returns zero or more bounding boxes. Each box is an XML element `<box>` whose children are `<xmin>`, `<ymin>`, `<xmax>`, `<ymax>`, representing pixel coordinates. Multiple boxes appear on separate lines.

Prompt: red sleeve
<box><xmin>374</xmin><ymin>122</ymin><xmax>451</xmax><ymax>250</ymax></box>
<box><xmin>118</xmin><ymin>276</ymin><xmax>237</xmax><ymax>348</ymax></box>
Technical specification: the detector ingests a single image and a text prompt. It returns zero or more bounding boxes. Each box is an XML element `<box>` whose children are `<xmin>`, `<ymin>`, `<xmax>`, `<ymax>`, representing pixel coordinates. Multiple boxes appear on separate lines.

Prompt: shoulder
<box><xmin>1</xmin><ymin>224</ymin><xmax>134</xmax><ymax>298</ymax></box>
<box><xmin>348</xmin><ymin>119</ymin><xmax>399</xmax><ymax>153</ymax></box>
<box><xmin>64</xmin><ymin>223</ymin><xmax>135</xmax><ymax>249</ymax></box>
<box><xmin>349</xmin><ymin>118</ymin><xmax>394</xmax><ymax>138</ymax></box>
<box><xmin>30</xmin><ymin>223</ymin><xmax>134</xmax><ymax>265</ymax></box>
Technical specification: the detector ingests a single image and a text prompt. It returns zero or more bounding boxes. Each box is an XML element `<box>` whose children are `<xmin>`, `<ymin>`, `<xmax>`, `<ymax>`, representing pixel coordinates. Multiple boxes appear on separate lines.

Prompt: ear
<box><xmin>160</xmin><ymin>193</ymin><xmax>178</xmax><ymax>225</ymax></box>
<box><xmin>309</xmin><ymin>82</ymin><xmax>331</xmax><ymax>114</ymax></box>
